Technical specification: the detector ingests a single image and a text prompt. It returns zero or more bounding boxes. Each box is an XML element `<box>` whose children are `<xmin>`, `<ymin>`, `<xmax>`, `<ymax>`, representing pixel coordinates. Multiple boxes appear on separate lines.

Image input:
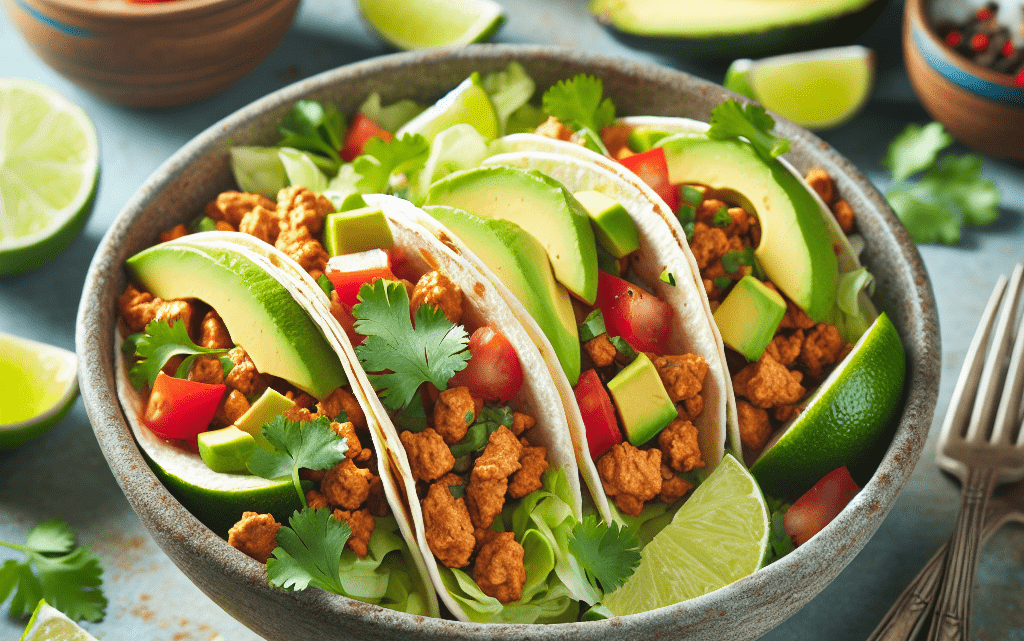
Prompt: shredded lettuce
<box><xmin>357</xmin><ymin>93</ymin><xmax>425</xmax><ymax>134</ymax></box>
<box><xmin>481</xmin><ymin>62</ymin><xmax>536</xmax><ymax>134</ymax></box>
<box><xmin>415</xmin><ymin>124</ymin><xmax>490</xmax><ymax>196</ymax></box>
<box><xmin>336</xmin><ymin>516</ymin><xmax>433</xmax><ymax>615</ymax></box>
<box><xmin>834</xmin><ymin>267</ymin><xmax>878</xmax><ymax>343</ymax></box>
<box><xmin>229</xmin><ymin>146</ymin><xmax>289</xmax><ymax>198</ymax></box>
<box><xmin>278</xmin><ymin>148</ymin><xmax>329</xmax><ymax>193</ymax></box>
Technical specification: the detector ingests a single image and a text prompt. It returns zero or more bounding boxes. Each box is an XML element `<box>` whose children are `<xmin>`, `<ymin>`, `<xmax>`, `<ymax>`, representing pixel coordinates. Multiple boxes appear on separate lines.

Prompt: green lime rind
<box><xmin>751</xmin><ymin>312</ymin><xmax>905</xmax><ymax>500</ymax></box>
<box><xmin>0</xmin><ymin>390</ymin><xmax>77</xmax><ymax>451</ymax></box>
<box><xmin>0</xmin><ymin>334</ymin><xmax>79</xmax><ymax>450</ymax></box>
<box><xmin>20</xmin><ymin>600</ymin><xmax>98</xmax><ymax>641</ymax></box>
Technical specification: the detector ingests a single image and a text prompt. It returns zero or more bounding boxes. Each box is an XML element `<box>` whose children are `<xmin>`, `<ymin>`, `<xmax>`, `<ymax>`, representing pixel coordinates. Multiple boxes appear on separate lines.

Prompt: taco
<box><xmin>314</xmin><ymin>193</ymin><xmax>592</xmax><ymax>623</ymax></box>
<box><xmin>114</xmin><ymin>228</ymin><xmax>438</xmax><ymax>617</ymax></box>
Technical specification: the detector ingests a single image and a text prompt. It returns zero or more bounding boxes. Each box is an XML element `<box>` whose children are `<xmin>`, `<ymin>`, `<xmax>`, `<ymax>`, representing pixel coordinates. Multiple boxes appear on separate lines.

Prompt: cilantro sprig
<box><xmin>353</xmin><ymin>133</ymin><xmax>430</xmax><ymax>195</ymax></box>
<box><xmin>278</xmin><ymin>100</ymin><xmax>346</xmax><ymax>176</ymax></box>
<box><xmin>882</xmin><ymin>122</ymin><xmax>1000</xmax><ymax>244</ymax></box>
<box><xmin>0</xmin><ymin>521</ymin><xmax>106</xmax><ymax>622</ymax></box>
<box><xmin>567</xmin><ymin>515</ymin><xmax>641</xmax><ymax>594</ymax></box>
<box><xmin>266</xmin><ymin>507</ymin><xmax>352</xmax><ymax>593</ymax></box>
<box><xmin>247</xmin><ymin>415</ymin><xmax>349</xmax><ymax>508</ymax></box>
<box><xmin>541</xmin><ymin>74</ymin><xmax>616</xmax><ymax>135</ymax></box>
<box><xmin>707</xmin><ymin>100</ymin><xmax>790</xmax><ymax>161</ymax></box>
<box><xmin>122</xmin><ymin>319</ymin><xmax>233</xmax><ymax>389</ymax></box>
<box><xmin>352</xmin><ymin>279</ymin><xmax>471</xmax><ymax>411</ymax></box>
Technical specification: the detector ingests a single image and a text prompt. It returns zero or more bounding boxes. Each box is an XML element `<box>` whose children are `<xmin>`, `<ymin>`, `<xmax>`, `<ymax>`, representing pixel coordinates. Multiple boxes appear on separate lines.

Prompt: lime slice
<box><xmin>602</xmin><ymin>454</ymin><xmax>769</xmax><ymax>615</ymax></box>
<box><xmin>751</xmin><ymin>312</ymin><xmax>905</xmax><ymax>499</ymax></box>
<box><xmin>396</xmin><ymin>74</ymin><xmax>500</xmax><ymax>143</ymax></box>
<box><xmin>0</xmin><ymin>333</ymin><xmax>78</xmax><ymax>450</ymax></box>
<box><xmin>20</xmin><ymin>601</ymin><xmax>98</xmax><ymax>641</ymax></box>
<box><xmin>0</xmin><ymin>78</ymin><xmax>99</xmax><ymax>276</ymax></box>
<box><xmin>357</xmin><ymin>0</ymin><xmax>505</xmax><ymax>50</ymax></box>
<box><xmin>724</xmin><ymin>46</ymin><xmax>875</xmax><ymax>130</ymax></box>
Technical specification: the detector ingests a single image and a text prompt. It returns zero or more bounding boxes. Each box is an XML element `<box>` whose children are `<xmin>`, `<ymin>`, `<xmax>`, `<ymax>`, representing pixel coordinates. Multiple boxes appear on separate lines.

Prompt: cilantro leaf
<box><xmin>567</xmin><ymin>515</ymin><xmax>641</xmax><ymax>593</ymax></box>
<box><xmin>125</xmin><ymin>319</ymin><xmax>231</xmax><ymax>389</ymax></box>
<box><xmin>578</xmin><ymin>309</ymin><xmax>607</xmax><ymax>343</ymax></box>
<box><xmin>278</xmin><ymin>100</ymin><xmax>345</xmax><ymax>175</ymax></box>
<box><xmin>266</xmin><ymin>507</ymin><xmax>351</xmax><ymax>593</ymax></box>
<box><xmin>706</xmin><ymin>100</ymin><xmax>790</xmax><ymax>161</ymax></box>
<box><xmin>449</xmin><ymin>405</ymin><xmax>513</xmax><ymax>459</ymax></box>
<box><xmin>0</xmin><ymin>521</ymin><xmax>107</xmax><ymax>622</ymax></box>
<box><xmin>247</xmin><ymin>415</ymin><xmax>348</xmax><ymax>507</ymax></box>
<box><xmin>886</xmin><ymin>186</ymin><xmax>963</xmax><ymax>244</ymax></box>
<box><xmin>353</xmin><ymin>133</ymin><xmax>429</xmax><ymax>194</ymax></box>
<box><xmin>881</xmin><ymin>121</ymin><xmax>953</xmax><ymax>183</ymax></box>
<box><xmin>916</xmin><ymin>155</ymin><xmax>1000</xmax><ymax>227</ymax></box>
<box><xmin>352</xmin><ymin>279</ymin><xmax>470</xmax><ymax>411</ymax></box>
<box><xmin>721</xmin><ymin>247</ymin><xmax>757</xmax><ymax>274</ymax></box>
<box><xmin>541</xmin><ymin>74</ymin><xmax>615</xmax><ymax>134</ymax></box>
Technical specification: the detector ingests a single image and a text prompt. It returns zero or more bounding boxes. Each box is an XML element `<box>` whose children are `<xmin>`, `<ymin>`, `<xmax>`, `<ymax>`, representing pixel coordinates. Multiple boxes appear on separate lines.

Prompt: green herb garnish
<box><xmin>721</xmin><ymin>248</ymin><xmax>757</xmax><ymax>275</ymax></box>
<box><xmin>278</xmin><ymin>100</ymin><xmax>346</xmax><ymax>176</ymax></box>
<box><xmin>316</xmin><ymin>274</ymin><xmax>334</xmax><ymax>299</ymax></box>
<box><xmin>578</xmin><ymin>309</ymin><xmax>607</xmax><ymax>343</ymax></box>
<box><xmin>712</xmin><ymin>276</ymin><xmax>733</xmax><ymax>290</ymax></box>
<box><xmin>449</xmin><ymin>406</ymin><xmax>514</xmax><ymax>459</ymax></box>
<box><xmin>711</xmin><ymin>206</ymin><xmax>732</xmax><ymax>228</ymax></box>
<box><xmin>266</xmin><ymin>507</ymin><xmax>352</xmax><ymax>593</ymax></box>
<box><xmin>659</xmin><ymin>268</ymin><xmax>676</xmax><ymax>286</ymax></box>
<box><xmin>678</xmin><ymin>185</ymin><xmax>704</xmax><ymax>208</ymax></box>
<box><xmin>247</xmin><ymin>415</ymin><xmax>349</xmax><ymax>508</ymax></box>
<box><xmin>609</xmin><ymin>335</ymin><xmax>638</xmax><ymax>361</ymax></box>
<box><xmin>763</xmin><ymin>496</ymin><xmax>794</xmax><ymax>564</ymax></box>
<box><xmin>123</xmin><ymin>319</ymin><xmax>232</xmax><ymax>389</ymax></box>
<box><xmin>0</xmin><ymin>521</ymin><xmax>106</xmax><ymax>622</ymax></box>
<box><xmin>353</xmin><ymin>133</ymin><xmax>430</xmax><ymax>195</ymax></box>
<box><xmin>541</xmin><ymin>74</ymin><xmax>615</xmax><ymax>134</ymax></box>
<box><xmin>567</xmin><ymin>515</ymin><xmax>641</xmax><ymax>594</ymax></box>
<box><xmin>707</xmin><ymin>100</ymin><xmax>790</xmax><ymax>161</ymax></box>
<box><xmin>188</xmin><ymin>215</ymin><xmax>218</xmax><ymax>233</ymax></box>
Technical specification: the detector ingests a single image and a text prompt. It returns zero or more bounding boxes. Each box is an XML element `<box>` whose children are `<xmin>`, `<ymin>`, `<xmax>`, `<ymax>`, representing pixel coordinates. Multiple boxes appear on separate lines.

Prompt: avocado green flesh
<box><xmin>714</xmin><ymin>275</ymin><xmax>787</xmax><ymax>362</ymax></box>
<box><xmin>126</xmin><ymin>242</ymin><xmax>347</xmax><ymax>398</ymax></box>
<box><xmin>425</xmin><ymin>205</ymin><xmax>582</xmax><ymax>385</ymax></box>
<box><xmin>573</xmin><ymin>190</ymin><xmax>640</xmax><ymax>259</ymax></box>
<box><xmin>198</xmin><ymin>426</ymin><xmax>257</xmax><ymax>473</ymax></box>
<box><xmin>657</xmin><ymin>135</ymin><xmax>837</xmax><ymax>322</ymax></box>
<box><xmin>324</xmin><ymin>206</ymin><xmax>394</xmax><ymax>257</ymax></box>
<box><xmin>426</xmin><ymin>165</ymin><xmax>599</xmax><ymax>305</ymax></box>
<box><xmin>234</xmin><ymin>387</ymin><xmax>295</xmax><ymax>451</ymax></box>
<box><xmin>607</xmin><ymin>353</ymin><xmax>677</xmax><ymax>447</ymax></box>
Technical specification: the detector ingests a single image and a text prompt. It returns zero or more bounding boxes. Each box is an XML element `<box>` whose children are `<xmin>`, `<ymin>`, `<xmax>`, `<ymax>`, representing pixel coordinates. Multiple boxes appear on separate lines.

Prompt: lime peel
<box><xmin>20</xmin><ymin>600</ymin><xmax>98</xmax><ymax>641</ymax></box>
<box><xmin>357</xmin><ymin>0</ymin><xmax>505</xmax><ymax>51</ymax></box>
<box><xmin>0</xmin><ymin>333</ymin><xmax>78</xmax><ymax>450</ymax></box>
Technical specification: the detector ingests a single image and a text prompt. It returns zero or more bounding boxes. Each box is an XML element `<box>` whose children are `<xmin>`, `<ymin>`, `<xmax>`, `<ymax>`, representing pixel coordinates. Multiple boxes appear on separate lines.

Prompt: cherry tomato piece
<box><xmin>325</xmin><ymin>249</ymin><xmax>396</xmax><ymax>309</ymax></box>
<box><xmin>619</xmin><ymin>147</ymin><xmax>680</xmax><ymax>213</ymax></box>
<box><xmin>594</xmin><ymin>270</ymin><xmax>673</xmax><ymax>353</ymax></box>
<box><xmin>783</xmin><ymin>466</ymin><xmax>860</xmax><ymax>546</ymax></box>
<box><xmin>341</xmin><ymin>113</ymin><xmax>392</xmax><ymax>162</ymax></box>
<box><xmin>574</xmin><ymin>369</ymin><xmax>622</xmax><ymax>460</ymax></box>
<box><xmin>143</xmin><ymin>372</ymin><xmax>226</xmax><ymax>442</ymax></box>
<box><xmin>448</xmin><ymin>326</ymin><xmax>523</xmax><ymax>402</ymax></box>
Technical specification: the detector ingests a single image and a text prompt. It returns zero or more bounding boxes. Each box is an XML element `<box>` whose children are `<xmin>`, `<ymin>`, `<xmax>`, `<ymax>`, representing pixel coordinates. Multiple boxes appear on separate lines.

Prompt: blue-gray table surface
<box><xmin>2</xmin><ymin>0</ymin><xmax>1022</xmax><ymax>639</ymax></box>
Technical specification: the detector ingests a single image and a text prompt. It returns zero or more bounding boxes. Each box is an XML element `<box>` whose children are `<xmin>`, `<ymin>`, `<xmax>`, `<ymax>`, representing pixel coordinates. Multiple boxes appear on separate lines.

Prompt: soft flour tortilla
<box><xmin>114</xmin><ymin>233</ymin><xmax>438</xmax><ymax>617</ymax></box>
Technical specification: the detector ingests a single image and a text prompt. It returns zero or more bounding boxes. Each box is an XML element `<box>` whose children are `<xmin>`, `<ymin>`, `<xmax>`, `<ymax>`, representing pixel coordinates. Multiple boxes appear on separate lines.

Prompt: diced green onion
<box><xmin>579</xmin><ymin>309</ymin><xmax>607</xmax><ymax>342</ymax></box>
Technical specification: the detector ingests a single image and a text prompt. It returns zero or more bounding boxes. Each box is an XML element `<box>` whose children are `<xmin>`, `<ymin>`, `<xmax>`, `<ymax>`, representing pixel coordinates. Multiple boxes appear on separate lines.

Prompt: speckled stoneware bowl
<box><xmin>76</xmin><ymin>45</ymin><xmax>940</xmax><ymax>641</ymax></box>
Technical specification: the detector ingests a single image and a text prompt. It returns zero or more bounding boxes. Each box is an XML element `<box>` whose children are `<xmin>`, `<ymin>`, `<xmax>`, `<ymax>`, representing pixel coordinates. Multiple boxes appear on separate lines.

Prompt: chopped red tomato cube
<box><xmin>574</xmin><ymin>369</ymin><xmax>622</xmax><ymax>460</ymax></box>
<box><xmin>143</xmin><ymin>372</ymin><xmax>226</xmax><ymax>442</ymax></box>
<box><xmin>325</xmin><ymin>249</ymin><xmax>396</xmax><ymax>309</ymax></box>
<box><xmin>448</xmin><ymin>326</ymin><xmax>523</xmax><ymax>402</ymax></box>
<box><xmin>341</xmin><ymin>113</ymin><xmax>392</xmax><ymax>162</ymax></box>
<box><xmin>594</xmin><ymin>270</ymin><xmax>673</xmax><ymax>353</ymax></box>
<box><xmin>619</xmin><ymin>147</ymin><xmax>679</xmax><ymax>213</ymax></box>
<box><xmin>783</xmin><ymin>466</ymin><xmax>860</xmax><ymax>546</ymax></box>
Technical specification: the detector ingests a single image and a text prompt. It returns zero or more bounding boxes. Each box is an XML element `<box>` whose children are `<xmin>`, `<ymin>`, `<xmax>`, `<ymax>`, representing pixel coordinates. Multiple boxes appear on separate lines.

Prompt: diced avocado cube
<box><xmin>627</xmin><ymin>129</ymin><xmax>670</xmax><ymax>153</ymax></box>
<box><xmin>606</xmin><ymin>353</ymin><xmax>677</xmax><ymax>446</ymax></box>
<box><xmin>198</xmin><ymin>426</ymin><xmax>257</xmax><ymax>473</ymax></box>
<box><xmin>573</xmin><ymin>190</ymin><xmax>641</xmax><ymax>259</ymax></box>
<box><xmin>323</xmin><ymin>206</ymin><xmax>394</xmax><ymax>257</ymax></box>
<box><xmin>713</xmin><ymin>275</ymin><xmax>787</xmax><ymax>361</ymax></box>
<box><xmin>234</xmin><ymin>387</ymin><xmax>295</xmax><ymax>451</ymax></box>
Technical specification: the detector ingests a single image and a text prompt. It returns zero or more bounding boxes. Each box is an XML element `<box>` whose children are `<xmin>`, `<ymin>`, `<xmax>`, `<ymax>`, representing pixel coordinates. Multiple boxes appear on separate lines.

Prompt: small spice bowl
<box><xmin>903</xmin><ymin>0</ymin><xmax>1024</xmax><ymax>159</ymax></box>
<box><xmin>1</xmin><ymin>0</ymin><xmax>301</xmax><ymax>108</ymax></box>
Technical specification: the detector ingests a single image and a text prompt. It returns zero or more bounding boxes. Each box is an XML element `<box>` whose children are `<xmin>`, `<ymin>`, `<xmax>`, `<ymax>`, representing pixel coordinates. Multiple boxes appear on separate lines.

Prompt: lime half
<box><xmin>0</xmin><ymin>78</ymin><xmax>99</xmax><ymax>276</ymax></box>
<box><xmin>20</xmin><ymin>601</ymin><xmax>97</xmax><ymax>641</ymax></box>
<box><xmin>751</xmin><ymin>312</ymin><xmax>905</xmax><ymax>499</ymax></box>
<box><xmin>357</xmin><ymin>0</ymin><xmax>505</xmax><ymax>50</ymax></box>
<box><xmin>602</xmin><ymin>454</ymin><xmax>769</xmax><ymax>615</ymax></box>
<box><xmin>396</xmin><ymin>73</ymin><xmax>500</xmax><ymax>143</ymax></box>
<box><xmin>724</xmin><ymin>46</ymin><xmax>875</xmax><ymax>130</ymax></box>
<box><xmin>0</xmin><ymin>333</ymin><xmax>78</xmax><ymax>450</ymax></box>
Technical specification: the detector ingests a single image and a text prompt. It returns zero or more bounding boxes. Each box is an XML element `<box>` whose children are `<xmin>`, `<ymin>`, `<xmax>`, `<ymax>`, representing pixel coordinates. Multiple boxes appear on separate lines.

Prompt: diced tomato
<box><xmin>143</xmin><ymin>372</ymin><xmax>226</xmax><ymax>442</ymax></box>
<box><xmin>783</xmin><ymin>467</ymin><xmax>860</xmax><ymax>546</ymax></box>
<box><xmin>618</xmin><ymin>147</ymin><xmax>680</xmax><ymax>213</ymax></box>
<box><xmin>574</xmin><ymin>369</ymin><xmax>622</xmax><ymax>460</ymax></box>
<box><xmin>594</xmin><ymin>270</ymin><xmax>673</xmax><ymax>353</ymax></box>
<box><xmin>341</xmin><ymin>113</ymin><xmax>392</xmax><ymax>162</ymax></box>
<box><xmin>325</xmin><ymin>249</ymin><xmax>396</xmax><ymax>309</ymax></box>
<box><xmin>448</xmin><ymin>326</ymin><xmax>523</xmax><ymax>402</ymax></box>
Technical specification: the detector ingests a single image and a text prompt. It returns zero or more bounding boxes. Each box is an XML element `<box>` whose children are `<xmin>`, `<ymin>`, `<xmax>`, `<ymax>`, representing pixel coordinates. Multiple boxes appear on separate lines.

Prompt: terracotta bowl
<box><xmin>903</xmin><ymin>0</ymin><xmax>1024</xmax><ymax>159</ymax></box>
<box><xmin>1</xmin><ymin>0</ymin><xmax>300</xmax><ymax>108</ymax></box>
<box><xmin>75</xmin><ymin>45</ymin><xmax>940</xmax><ymax>641</ymax></box>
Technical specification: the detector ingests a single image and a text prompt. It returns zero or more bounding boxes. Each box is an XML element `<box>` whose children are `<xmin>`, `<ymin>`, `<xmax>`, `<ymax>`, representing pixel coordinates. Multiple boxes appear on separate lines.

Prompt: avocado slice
<box><xmin>197</xmin><ymin>426</ymin><xmax>257</xmax><ymax>473</ymax></box>
<box><xmin>606</xmin><ymin>353</ymin><xmax>677</xmax><ymax>446</ymax></box>
<box><xmin>573</xmin><ymin>190</ymin><xmax>640</xmax><ymax>259</ymax></box>
<box><xmin>713</xmin><ymin>275</ymin><xmax>787</xmax><ymax>362</ymax></box>
<box><xmin>589</xmin><ymin>0</ymin><xmax>886</xmax><ymax>57</ymax></box>
<box><xmin>424</xmin><ymin>205</ymin><xmax>582</xmax><ymax>385</ymax></box>
<box><xmin>657</xmin><ymin>134</ymin><xmax>838</xmax><ymax>322</ymax></box>
<box><xmin>426</xmin><ymin>165</ymin><xmax>599</xmax><ymax>304</ymax></box>
<box><xmin>234</xmin><ymin>387</ymin><xmax>295</xmax><ymax>451</ymax></box>
<box><xmin>323</xmin><ymin>206</ymin><xmax>394</xmax><ymax>257</ymax></box>
<box><xmin>126</xmin><ymin>241</ymin><xmax>347</xmax><ymax>399</ymax></box>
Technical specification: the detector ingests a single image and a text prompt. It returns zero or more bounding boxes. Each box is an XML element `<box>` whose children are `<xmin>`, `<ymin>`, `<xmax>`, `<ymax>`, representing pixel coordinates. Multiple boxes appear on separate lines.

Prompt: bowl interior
<box><xmin>76</xmin><ymin>45</ymin><xmax>940</xmax><ymax>641</ymax></box>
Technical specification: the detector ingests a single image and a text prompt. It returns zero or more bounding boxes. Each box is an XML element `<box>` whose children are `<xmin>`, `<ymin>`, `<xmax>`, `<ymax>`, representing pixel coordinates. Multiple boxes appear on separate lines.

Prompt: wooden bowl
<box><xmin>1</xmin><ymin>0</ymin><xmax>300</xmax><ymax>108</ymax></box>
<box><xmin>76</xmin><ymin>45</ymin><xmax>940</xmax><ymax>641</ymax></box>
<box><xmin>903</xmin><ymin>0</ymin><xmax>1024</xmax><ymax>159</ymax></box>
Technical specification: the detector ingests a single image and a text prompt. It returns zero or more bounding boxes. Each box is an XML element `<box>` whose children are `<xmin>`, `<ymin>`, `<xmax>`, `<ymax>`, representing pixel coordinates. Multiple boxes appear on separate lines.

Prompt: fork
<box><xmin>926</xmin><ymin>263</ymin><xmax>1024</xmax><ymax>641</ymax></box>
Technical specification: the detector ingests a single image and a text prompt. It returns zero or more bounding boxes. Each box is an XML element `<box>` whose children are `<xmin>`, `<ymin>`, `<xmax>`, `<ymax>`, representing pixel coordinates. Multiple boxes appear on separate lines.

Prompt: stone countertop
<box><xmin>1</xmin><ymin>0</ymin><xmax>1022</xmax><ymax>638</ymax></box>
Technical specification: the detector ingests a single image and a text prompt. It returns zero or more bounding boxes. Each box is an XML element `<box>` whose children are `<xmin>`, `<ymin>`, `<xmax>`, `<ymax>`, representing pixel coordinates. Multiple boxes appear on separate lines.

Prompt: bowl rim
<box><xmin>907</xmin><ymin>0</ymin><xmax>1024</xmax><ymax>91</ymax></box>
<box><xmin>16</xmin><ymin>0</ymin><xmax>281</xmax><ymax>22</ymax></box>
<box><xmin>75</xmin><ymin>44</ymin><xmax>940</xmax><ymax>639</ymax></box>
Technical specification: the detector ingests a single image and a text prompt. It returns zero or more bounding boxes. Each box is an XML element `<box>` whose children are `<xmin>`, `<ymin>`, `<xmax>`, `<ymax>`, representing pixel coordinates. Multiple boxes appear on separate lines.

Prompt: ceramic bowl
<box><xmin>903</xmin><ymin>0</ymin><xmax>1024</xmax><ymax>159</ymax></box>
<box><xmin>1</xmin><ymin>0</ymin><xmax>300</xmax><ymax>108</ymax></box>
<box><xmin>76</xmin><ymin>45</ymin><xmax>940</xmax><ymax>641</ymax></box>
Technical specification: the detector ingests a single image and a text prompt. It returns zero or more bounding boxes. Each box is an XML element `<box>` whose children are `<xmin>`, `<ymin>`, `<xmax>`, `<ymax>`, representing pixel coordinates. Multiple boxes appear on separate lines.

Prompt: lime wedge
<box><xmin>751</xmin><ymin>313</ymin><xmax>905</xmax><ymax>499</ymax></box>
<box><xmin>357</xmin><ymin>0</ymin><xmax>505</xmax><ymax>50</ymax></box>
<box><xmin>724</xmin><ymin>45</ymin><xmax>875</xmax><ymax>130</ymax></box>
<box><xmin>602</xmin><ymin>454</ymin><xmax>769</xmax><ymax>615</ymax></box>
<box><xmin>0</xmin><ymin>333</ymin><xmax>78</xmax><ymax>450</ymax></box>
<box><xmin>20</xmin><ymin>601</ymin><xmax>98</xmax><ymax>641</ymax></box>
<box><xmin>0</xmin><ymin>78</ymin><xmax>99</xmax><ymax>276</ymax></box>
<box><xmin>396</xmin><ymin>74</ymin><xmax>500</xmax><ymax>143</ymax></box>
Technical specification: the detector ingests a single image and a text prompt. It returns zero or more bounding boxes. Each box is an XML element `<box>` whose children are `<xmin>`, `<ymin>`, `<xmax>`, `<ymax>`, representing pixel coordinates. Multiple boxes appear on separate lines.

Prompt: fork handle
<box><xmin>927</xmin><ymin>467</ymin><xmax>999</xmax><ymax>641</ymax></box>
